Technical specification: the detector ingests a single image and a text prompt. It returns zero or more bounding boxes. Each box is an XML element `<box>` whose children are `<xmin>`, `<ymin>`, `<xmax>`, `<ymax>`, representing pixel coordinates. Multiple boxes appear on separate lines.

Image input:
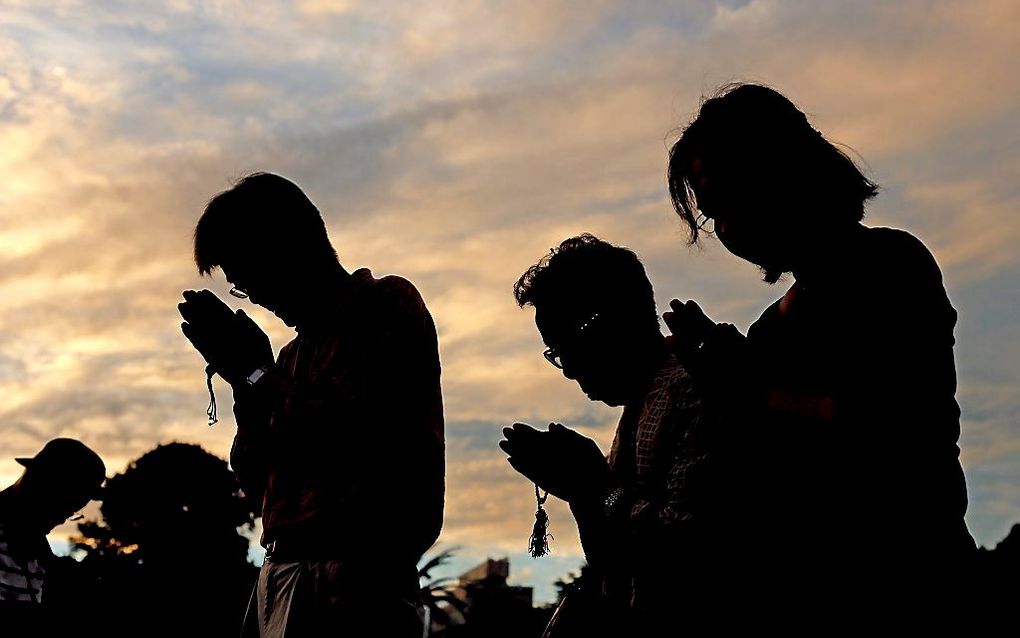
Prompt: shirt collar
<box><xmin>295</xmin><ymin>267</ymin><xmax>375</xmax><ymax>335</ymax></box>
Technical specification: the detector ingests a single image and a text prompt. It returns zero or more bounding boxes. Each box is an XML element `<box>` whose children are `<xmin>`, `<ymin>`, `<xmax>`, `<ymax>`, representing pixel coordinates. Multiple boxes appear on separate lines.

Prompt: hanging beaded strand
<box><xmin>205</xmin><ymin>364</ymin><xmax>218</xmax><ymax>426</ymax></box>
<box><xmin>529</xmin><ymin>483</ymin><xmax>553</xmax><ymax>557</ymax></box>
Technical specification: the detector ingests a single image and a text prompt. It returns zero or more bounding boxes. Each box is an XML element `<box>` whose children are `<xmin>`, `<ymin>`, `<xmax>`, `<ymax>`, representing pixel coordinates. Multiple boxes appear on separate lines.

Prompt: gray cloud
<box><xmin>1</xmin><ymin>4</ymin><xmax>1018</xmax><ymax>603</ymax></box>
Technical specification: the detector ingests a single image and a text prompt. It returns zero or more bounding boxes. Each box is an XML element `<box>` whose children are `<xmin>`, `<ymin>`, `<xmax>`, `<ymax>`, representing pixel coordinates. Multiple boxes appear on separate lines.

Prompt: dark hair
<box><xmin>667</xmin><ymin>83</ymin><xmax>879</xmax><ymax>244</ymax></box>
<box><xmin>514</xmin><ymin>233</ymin><xmax>658</xmax><ymax>328</ymax></box>
<box><xmin>194</xmin><ymin>172</ymin><xmax>336</xmax><ymax>274</ymax></box>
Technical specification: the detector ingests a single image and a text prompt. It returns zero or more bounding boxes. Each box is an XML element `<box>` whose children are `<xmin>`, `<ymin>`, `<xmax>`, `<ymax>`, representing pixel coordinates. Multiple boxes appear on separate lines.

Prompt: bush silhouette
<box><xmin>64</xmin><ymin>442</ymin><xmax>258</xmax><ymax>637</ymax></box>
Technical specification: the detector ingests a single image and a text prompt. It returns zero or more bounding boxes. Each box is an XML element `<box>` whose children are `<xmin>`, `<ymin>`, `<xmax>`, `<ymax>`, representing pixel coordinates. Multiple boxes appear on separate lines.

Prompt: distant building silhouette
<box><xmin>454</xmin><ymin>558</ymin><xmax>534</xmax><ymax>613</ymax></box>
<box><xmin>437</xmin><ymin>558</ymin><xmax>550</xmax><ymax>638</ymax></box>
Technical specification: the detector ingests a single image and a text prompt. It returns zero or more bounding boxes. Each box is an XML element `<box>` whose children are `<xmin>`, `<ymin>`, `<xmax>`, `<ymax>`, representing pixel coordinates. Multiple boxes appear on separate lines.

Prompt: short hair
<box><xmin>514</xmin><ymin>233</ymin><xmax>658</xmax><ymax>329</ymax></box>
<box><xmin>667</xmin><ymin>83</ymin><xmax>879</xmax><ymax>244</ymax></box>
<box><xmin>194</xmin><ymin>172</ymin><xmax>336</xmax><ymax>275</ymax></box>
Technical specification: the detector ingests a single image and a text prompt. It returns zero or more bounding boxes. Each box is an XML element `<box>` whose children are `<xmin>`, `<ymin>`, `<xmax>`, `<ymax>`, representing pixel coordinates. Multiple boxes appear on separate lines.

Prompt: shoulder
<box><xmin>360</xmin><ymin>272</ymin><xmax>433</xmax><ymax>328</ymax></box>
<box><xmin>363</xmin><ymin>271</ymin><xmax>426</xmax><ymax>316</ymax></box>
<box><xmin>855</xmin><ymin>226</ymin><xmax>956</xmax><ymax>320</ymax></box>
<box><xmin>859</xmin><ymin>226</ymin><xmax>943</xmax><ymax>281</ymax></box>
<box><xmin>374</xmin><ymin>274</ymin><xmax>426</xmax><ymax>307</ymax></box>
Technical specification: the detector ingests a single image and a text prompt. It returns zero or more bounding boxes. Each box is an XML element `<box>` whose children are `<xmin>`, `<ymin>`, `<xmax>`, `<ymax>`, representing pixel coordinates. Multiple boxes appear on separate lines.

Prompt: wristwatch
<box><xmin>246</xmin><ymin>365</ymin><xmax>270</xmax><ymax>386</ymax></box>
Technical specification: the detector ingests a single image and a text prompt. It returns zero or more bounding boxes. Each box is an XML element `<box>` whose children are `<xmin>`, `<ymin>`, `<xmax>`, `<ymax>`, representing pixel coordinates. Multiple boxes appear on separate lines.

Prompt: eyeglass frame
<box><xmin>542</xmin><ymin>311</ymin><xmax>603</xmax><ymax>369</ymax></box>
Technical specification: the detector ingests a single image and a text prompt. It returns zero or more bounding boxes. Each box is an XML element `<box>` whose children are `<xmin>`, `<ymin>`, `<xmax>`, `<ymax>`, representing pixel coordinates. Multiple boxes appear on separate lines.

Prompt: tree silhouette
<box><xmin>419</xmin><ymin>546</ymin><xmax>468</xmax><ymax>634</ymax></box>
<box><xmin>74</xmin><ymin>442</ymin><xmax>255</xmax><ymax>563</ymax></box>
<box><xmin>553</xmin><ymin>564</ymin><xmax>591</xmax><ymax>604</ymax></box>
<box><xmin>66</xmin><ymin>442</ymin><xmax>259</xmax><ymax>637</ymax></box>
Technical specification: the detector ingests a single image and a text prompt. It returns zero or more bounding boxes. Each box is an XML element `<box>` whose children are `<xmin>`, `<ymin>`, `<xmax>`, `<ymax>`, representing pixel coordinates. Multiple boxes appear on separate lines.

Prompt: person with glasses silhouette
<box><xmin>500</xmin><ymin>234</ymin><xmax>728</xmax><ymax>635</ymax></box>
<box><xmin>663</xmin><ymin>84</ymin><xmax>975</xmax><ymax>619</ymax></box>
<box><xmin>178</xmin><ymin>172</ymin><xmax>444</xmax><ymax>637</ymax></box>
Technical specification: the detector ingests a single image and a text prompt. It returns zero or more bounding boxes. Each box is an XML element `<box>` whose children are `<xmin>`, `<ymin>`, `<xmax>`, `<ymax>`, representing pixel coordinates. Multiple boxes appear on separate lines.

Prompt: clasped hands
<box><xmin>178</xmin><ymin>289</ymin><xmax>273</xmax><ymax>387</ymax></box>
<box><xmin>499</xmin><ymin>300</ymin><xmax>720</xmax><ymax>505</ymax></box>
<box><xmin>662</xmin><ymin>298</ymin><xmax>716</xmax><ymax>360</ymax></box>
<box><xmin>499</xmin><ymin>422</ymin><xmax>612</xmax><ymax>505</ymax></box>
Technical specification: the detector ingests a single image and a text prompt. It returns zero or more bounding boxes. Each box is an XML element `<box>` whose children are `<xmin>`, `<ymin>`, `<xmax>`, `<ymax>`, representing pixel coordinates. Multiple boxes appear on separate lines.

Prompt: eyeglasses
<box><xmin>542</xmin><ymin>311</ymin><xmax>602</xmax><ymax>369</ymax></box>
<box><xmin>228</xmin><ymin>285</ymin><xmax>249</xmax><ymax>299</ymax></box>
<box><xmin>696</xmin><ymin>211</ymin><xmax>715</xmax><ymax>234</ymax></box>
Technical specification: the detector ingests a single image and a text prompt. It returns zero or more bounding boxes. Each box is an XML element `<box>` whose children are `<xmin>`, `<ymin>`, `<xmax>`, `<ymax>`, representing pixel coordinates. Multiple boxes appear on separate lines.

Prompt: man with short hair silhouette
<box><xmin>500</xmin><ymin>234</ymin><xmax>726</xmax><ymax>635</ymax></box>
<box><xmin>0</xmin><ymin>438</ymin><xmax>105</xmax><ymax>628</ymax></box>
<box><xmin>179</xmin><ymin>172</ymin><xmax>445</xmax><ymax>637</ymax></box>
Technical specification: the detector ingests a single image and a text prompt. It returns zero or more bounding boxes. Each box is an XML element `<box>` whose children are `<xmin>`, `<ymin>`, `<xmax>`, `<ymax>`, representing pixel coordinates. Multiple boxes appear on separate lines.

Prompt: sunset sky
<box><xmin>2</xmin><ymin>1</ymin><xmax>1018</xmax><ymax>602</ymax></box>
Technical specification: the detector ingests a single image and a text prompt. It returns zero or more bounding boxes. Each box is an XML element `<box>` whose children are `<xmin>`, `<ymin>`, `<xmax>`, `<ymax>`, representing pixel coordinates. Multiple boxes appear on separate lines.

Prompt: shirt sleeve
<box><xmin>228</xmin><ymin>350</ymin><xmax>282</xmax><ymax>514</ymax></box>
<box><xmin>573</xmin><ymin>379</ymin><xmax>714</xmax><ymax>569</ymax></box>
<box><xmin>837</xmin><ymin>232</ymin><xmax>966</xmax><ymax>527</ymax></box>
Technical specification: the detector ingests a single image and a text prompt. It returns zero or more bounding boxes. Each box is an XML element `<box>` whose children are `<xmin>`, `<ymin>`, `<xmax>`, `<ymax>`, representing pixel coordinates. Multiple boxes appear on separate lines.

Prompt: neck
<box><xmin>0</xmin><ymin>486</ymin><xmax>46</xmax><ymax>535</ymax></box>
<box><xmin>624</xmin><ymin>338</ymin><xmax>670</xmax><ymax>405</ymax></box>
<box><xmin>322</xmin><ymin>260</ymin><xmax>353</xmax><ymax>294</ymax></box>
<box><xmin>791</xmin><ymin>222</ymin><xmax>864</xmax><ymax>286</ymax></box>
<box><xmin>294</xmin><ymin>261</ymin><xmax>356</xmax><ymax>331</ymax></box>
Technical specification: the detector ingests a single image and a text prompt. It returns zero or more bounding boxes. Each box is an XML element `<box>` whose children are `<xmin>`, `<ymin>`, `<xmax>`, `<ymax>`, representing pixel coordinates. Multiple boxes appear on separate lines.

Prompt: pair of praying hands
<box><xmin>178</xmin><ymin>289</ymin><xmax>274</xmax><ymax>388</ymax></box>
<box><xmin>500</xmin><ymin>299</ymin><xmax>719</xmax><ymax>502</ymax></box>
<box><xmin>499</xmin><ymin>422</ymin><xmax>612</xmax><ymax>505</ymax></box>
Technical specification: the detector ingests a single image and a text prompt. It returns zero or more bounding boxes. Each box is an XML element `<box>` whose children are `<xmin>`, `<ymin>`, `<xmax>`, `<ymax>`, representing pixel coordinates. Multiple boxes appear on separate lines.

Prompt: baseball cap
<box><xmin>15</xmin><ymin>438</ymin><xmax>107</xmax><ymax>499</ymax></box>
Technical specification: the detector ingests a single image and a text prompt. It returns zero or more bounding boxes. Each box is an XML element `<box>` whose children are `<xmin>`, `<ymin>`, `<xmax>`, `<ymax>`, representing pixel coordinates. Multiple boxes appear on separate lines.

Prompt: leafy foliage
<box><xmin>73</xmin><ymin>442</ymin><xmax>255</xmax><ymax>567</ymax></box>
<box><xmin>419</xmin><ymin>546</ymin><xmax>469</xmax><ymax>630</ymax></box>
<box><xmin>61</xmin><ymin>442</ymin><xmax>259</xmax><ymax>637</ymax></box>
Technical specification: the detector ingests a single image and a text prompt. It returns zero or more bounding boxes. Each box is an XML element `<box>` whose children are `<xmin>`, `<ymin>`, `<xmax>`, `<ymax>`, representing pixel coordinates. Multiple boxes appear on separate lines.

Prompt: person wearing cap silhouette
<box><xmin>0</xmin><ymin>437</ymin><xmax>105</xmax><ymax>615</ymax></box>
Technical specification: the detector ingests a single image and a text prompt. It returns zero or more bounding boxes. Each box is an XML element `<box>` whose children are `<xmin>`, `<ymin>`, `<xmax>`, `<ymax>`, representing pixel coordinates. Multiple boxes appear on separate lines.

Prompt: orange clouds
<box><xmin>0</xmin><ymin>2</ymin><xmax>1018</xmax><ymax>589</ymax></box>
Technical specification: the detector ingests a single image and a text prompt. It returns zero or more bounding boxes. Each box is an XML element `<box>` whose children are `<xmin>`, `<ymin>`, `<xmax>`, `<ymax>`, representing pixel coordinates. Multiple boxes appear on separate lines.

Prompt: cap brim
<box><xmin>14</xmin><ymin>457</ymin><xmax>33</xmax><ymax>467</ymax></box>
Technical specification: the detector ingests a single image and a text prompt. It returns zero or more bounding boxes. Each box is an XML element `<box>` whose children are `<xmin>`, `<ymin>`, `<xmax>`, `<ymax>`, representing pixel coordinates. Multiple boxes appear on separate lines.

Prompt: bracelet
<box><xmin>603</xmin><ymin>486</ymin><xmax>627</xmax><ymax>518</ymax></box>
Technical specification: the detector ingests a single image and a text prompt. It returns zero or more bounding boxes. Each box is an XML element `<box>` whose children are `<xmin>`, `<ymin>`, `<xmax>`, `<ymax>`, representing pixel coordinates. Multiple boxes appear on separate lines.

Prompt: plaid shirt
<box><xmin>578</xmin><ymin>354</ymin><xmax>716</xmax><ymax>613</ymax></box>
<box><xmin>230</xmin><ymin>268</ymin><xmax>445</xmax><ymax>565</ymax></box>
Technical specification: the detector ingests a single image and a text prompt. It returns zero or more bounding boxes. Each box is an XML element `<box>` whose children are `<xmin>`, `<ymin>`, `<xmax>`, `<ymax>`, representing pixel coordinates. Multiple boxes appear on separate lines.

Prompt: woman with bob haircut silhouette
<box><xmin>662</xmin><ymin>83</ymin><xmax>975</xmax><ymax>618</ymax></box>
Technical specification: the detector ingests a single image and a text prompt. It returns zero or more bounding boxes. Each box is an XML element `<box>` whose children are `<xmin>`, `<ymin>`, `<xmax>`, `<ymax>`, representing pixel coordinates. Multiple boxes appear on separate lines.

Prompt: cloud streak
<box><xmin>1</xmin><ymin>0</ymin><xmax>1018</xmax><ymax>600</ymax></box>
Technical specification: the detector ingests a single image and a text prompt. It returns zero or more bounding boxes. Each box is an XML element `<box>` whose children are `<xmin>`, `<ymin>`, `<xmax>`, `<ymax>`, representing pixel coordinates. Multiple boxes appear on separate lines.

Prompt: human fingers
<box><xmin>548</xmin><ymin>422</ymin><xmax>576</xmax><ymax>438</ymax></box>
<box><xmin>683</xmin><ymin>299</ymin><xmax>713</xmax><ymax>326</ymax></box>
<box><xmin>506</xmin><ymin>456</ymin><xmax>542</xmax><ymax>483</ymax></box>
<box><xmin>509</xmin><ymin>422</ymin><xmax>542</xmax><ymax>439</ymax></box>
<box><xmin>181</xmin><ymin>323</ymin><xmax>213</xmax><ymax>360</ymax></box>
<box><xmin>192</xmin><ymin>289</ymin><xmax>235</xmax><ymax>320</ymax></box>
<box><xmin>178</xmin><ymin>301</ymin><xmax>193</xmax><ymax>321</ymax></box>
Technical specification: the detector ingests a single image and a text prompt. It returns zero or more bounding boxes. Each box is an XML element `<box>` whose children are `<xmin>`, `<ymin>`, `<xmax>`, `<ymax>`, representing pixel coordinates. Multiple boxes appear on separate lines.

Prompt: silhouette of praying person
<box><xmin>663</xmin><ymin>84</ymin><xmax>975</xmax><ymax>616</ymax></box>
<box><xmin>500</xmin><ymin>234</ymin><xmax>727</xmax><ymax>635</ymax></box>
<box><xmin>0</xmin><ymin>439</ymin><xmax>105</xmax><ymax>631</ymax></box>
<box><xmin>179</xmin><ymin>172</ymin><xmax>444</xmax><ymax>637</ymax></box>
